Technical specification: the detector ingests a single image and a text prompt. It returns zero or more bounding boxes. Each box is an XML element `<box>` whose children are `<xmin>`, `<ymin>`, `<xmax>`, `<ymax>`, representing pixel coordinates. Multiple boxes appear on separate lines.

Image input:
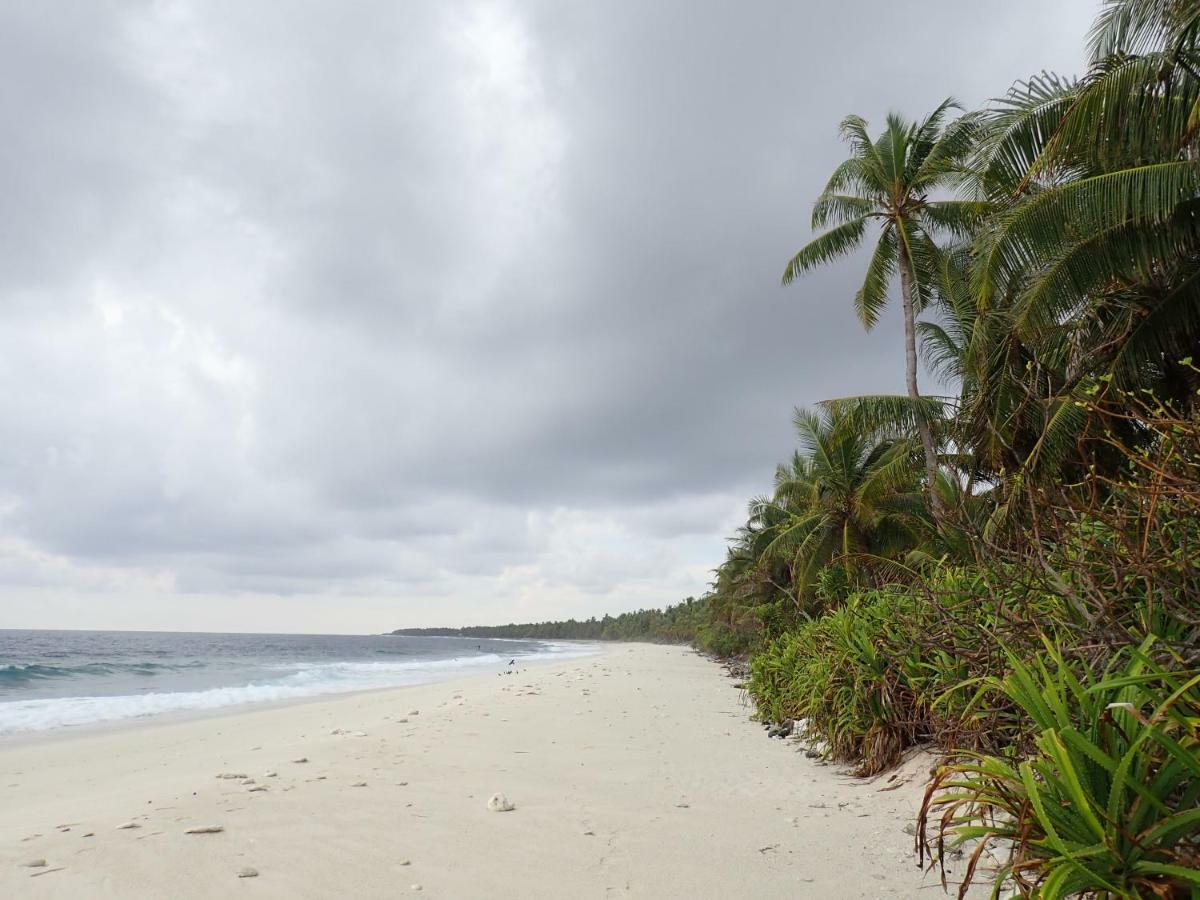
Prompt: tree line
<box><xmin>692</xmin><ymin>1</ymin><xmax>1200</xmax><ymax>895</ymax></box>
<box><xmin>391</xmin><ymin>596</ymin><xmax>707</xmax><ymax>643</ymax></box>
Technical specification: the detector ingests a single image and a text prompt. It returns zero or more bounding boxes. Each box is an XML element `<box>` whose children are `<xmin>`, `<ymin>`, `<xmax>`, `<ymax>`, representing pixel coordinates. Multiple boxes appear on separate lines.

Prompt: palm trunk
<box><xmin>898</xmin><ymin>258</ymin><xmax>945</xmax><ymax>526</ymax></box>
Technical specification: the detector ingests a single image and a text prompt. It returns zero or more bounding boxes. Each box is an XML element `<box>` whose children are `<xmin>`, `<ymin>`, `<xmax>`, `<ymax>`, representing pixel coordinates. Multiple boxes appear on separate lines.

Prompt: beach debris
<box><xmin>351</xmin><ymin>780</ymin><xmax>368</xmax><ymax>787</ymax></box>
<box><xmin>411</xmin><ymin>884</ymin><xmax>422</xmax><ymax>892</ymax></box>
<box><xmin>22</xmin><ymin>858</ymin><xmax>47</xmax><ymax>868</ymax></box>
<box><xmin>116</xmin><ymin>822</ymin><xmax>140</xmax><ymax>830</ymax></box>
<box><xmin>82</xmin><ymin>833</ymin><xmax>94</xmax><ymax>838</ymax></box>
<box><xmin>408</xmin><ymin>709</ymin><xmax>419</xmax><ymax>716</ymax></box>
<box><xmin>29</xmin><ymin>867</ymin><xmax>66</xmax><ymax>878</ymax></box>
<box><xmin>486</xmin><ymin>793</ymin><xmax>516</xmax><ymax>812</ymax></box>
<box><xmin>352</xmin><ymin>731</ymin><xmax>368</xmax><ymax>737</ymax></box>
<box><xmin>237</xmin><ymin>867</ymin><xmax>259</xmax><ymax>878</ymax></box>
<box><xmin>399</xmin><ymin>860</ymin><xmax>411</xmax><ymax>866</ymax></box>
<box><xmin>766</xmin><ymin>719</ymin><xmax>794</xmax><ymax>739</ymax></box>
<box><xmin>264</xmin><ymin>771</ymin><xmax>278</xmax><ymax>778</ymax></box>
<box><xmin>216</xmin><ymin>773</ymin><xmax>249</xmax><ymax>780</ymax></box>
<box><xmin>240</xmin><ymin>778</ymin><xmax>256</xmax><ymax>785</ymax></box>
<box><xmin>248</xmin><ymin>785</ymin><xmax>269</xmax><ymax>792</ymax></box>
<box><xmin>184</xmin><ymin>825</ymin><xmax>224</xmax><ymax>835</ymax></box>
<box><xmin>398</xmin><ymin>718</ymin><xmax>409</xmax><ymax>723</ymax></box>
<box><xmin>291</xmin><ymin>757</ymin><xmax>309</xmax><ymax>764</ymax></box>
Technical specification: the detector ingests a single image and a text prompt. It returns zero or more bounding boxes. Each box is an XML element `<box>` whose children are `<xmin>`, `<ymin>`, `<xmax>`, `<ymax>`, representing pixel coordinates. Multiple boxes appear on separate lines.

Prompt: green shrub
<box><xmin>920</xmin><ymin>638</ymin><xmax>1200</xmax><ymax>899</ymax></box>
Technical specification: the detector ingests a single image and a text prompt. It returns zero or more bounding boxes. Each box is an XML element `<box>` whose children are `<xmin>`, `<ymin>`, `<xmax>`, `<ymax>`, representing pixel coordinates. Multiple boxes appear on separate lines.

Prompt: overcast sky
<box><xmin>0</xmin><ymin>1</ymin><xmax>1094</xmax><ymax>633</ymax></box>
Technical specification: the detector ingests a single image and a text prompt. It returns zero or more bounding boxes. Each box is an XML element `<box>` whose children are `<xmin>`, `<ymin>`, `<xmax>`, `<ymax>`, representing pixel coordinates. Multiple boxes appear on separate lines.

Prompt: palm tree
<box><xmin>781</xmin><ymin>101</ymin><xmax>985</xmax><ymax>522</ymax></box>
<box><xmin>973</xmin><ymin>5</ymin><xmax>1200</xmax><ymax>405</ymax></box>
<box><xmin>752</xmin><ymin>400</ymin><xmax>927</xmax><ymax>607</ymax></box>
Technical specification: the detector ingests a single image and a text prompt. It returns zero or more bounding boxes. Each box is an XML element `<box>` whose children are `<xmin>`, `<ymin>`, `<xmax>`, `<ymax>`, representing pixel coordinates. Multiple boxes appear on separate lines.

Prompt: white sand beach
<box><xmin>0</xmin><ymin>644</ymin><xmax>970</xmax><ymax>899</ymax></box>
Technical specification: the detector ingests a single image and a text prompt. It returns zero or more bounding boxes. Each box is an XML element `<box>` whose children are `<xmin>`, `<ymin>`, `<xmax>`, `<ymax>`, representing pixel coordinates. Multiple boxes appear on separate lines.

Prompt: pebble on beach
<box><xmin>116</xmin><ymin>822</ymin><xmax>140</xmax><ymax>830</ymax></box>
<box><xmin>292</xmin><ymin>757</ymin><xmax>309</xmax><ymax>764</ymax></box>
<box><xmin>487</xmin><ymin>793</ymin><xmax>516</xmax><ymax>812</ymax></box>
<box><xmin>184</xmin><ymin>825</ymin><xmax>224</xmax><ymax>835</ymax></box>
<box><xmin>22</xmin><ymin>858</ymin><xmax>48</xmax><ymax>868</ymax></box>
<box><xmin>237</xmin><ymin>867</ymin><xmax>259</xmax><ymax>878</ymax></box>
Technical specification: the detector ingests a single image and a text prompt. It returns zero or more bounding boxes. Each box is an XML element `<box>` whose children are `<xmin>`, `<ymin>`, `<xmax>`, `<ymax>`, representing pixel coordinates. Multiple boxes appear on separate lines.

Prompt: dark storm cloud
<box><xmin>0</xmin><ymin>1</ymin><xmax>1093</xmax><ymax>630</ymax></box>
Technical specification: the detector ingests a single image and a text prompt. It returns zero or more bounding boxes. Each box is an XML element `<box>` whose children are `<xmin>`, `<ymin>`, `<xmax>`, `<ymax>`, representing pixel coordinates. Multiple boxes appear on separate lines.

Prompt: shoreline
<box><xmin>0</xmin><ymin>643</ymin><xmax>600</xmax><ymax>750</ymax></box>
<box><xmin>0</xmin><ymin>644</ymin><xmax>976</xmax><ymax>898</ymax></box>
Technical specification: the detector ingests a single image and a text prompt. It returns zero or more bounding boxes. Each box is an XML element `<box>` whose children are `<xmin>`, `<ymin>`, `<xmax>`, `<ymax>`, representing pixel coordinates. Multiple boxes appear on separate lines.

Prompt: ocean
<box><xmin>0</xmin><ymin>630</ymin><xmax>594</xmax><ymax>737</ymax></box>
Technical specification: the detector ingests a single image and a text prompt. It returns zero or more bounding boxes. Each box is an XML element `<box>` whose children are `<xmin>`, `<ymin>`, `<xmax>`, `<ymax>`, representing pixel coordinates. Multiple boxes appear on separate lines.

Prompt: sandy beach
<box><xmin>0</xmin><ymin>644</ymin><xmax>965</xmax><ymax>899</ymax></box>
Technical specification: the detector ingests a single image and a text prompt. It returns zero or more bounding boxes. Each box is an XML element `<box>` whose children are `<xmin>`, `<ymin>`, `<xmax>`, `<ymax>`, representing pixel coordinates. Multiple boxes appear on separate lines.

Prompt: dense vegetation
<box><xmin>391</xmin><ymin>596</ymin><xmax>707</xmax><ymax>643</ymax></box>
<box><xmin>694</xmin><ymin>2</ymin><xmax>1200</xmax><ymax>896</ymax></box>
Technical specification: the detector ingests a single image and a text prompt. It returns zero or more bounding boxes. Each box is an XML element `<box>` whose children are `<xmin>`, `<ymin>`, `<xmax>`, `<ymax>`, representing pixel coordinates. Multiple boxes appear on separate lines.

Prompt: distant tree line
<box><xmin>391</xmin><ymin>597</ymin><xmax>707</xmax><ymax>644</ymax></box>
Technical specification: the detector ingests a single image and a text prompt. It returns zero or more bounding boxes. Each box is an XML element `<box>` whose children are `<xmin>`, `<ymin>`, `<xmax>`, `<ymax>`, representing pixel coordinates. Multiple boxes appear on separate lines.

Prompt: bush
<box><xmin>747</xmin><ymin>581</ymin><xmax>993</xmax><ymax>774</ymax></box>
<box><xmin>919</xmin><ymin>638</ymin><xmax>1200</xmax><ymax>899</ymax></box>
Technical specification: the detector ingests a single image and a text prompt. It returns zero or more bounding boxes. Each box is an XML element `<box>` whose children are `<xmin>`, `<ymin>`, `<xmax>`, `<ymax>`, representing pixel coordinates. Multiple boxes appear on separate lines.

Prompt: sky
<box><xmin>0</xmin><ymin>1</ymin><xmax>1096</xmax><ymax>633</ymax></box>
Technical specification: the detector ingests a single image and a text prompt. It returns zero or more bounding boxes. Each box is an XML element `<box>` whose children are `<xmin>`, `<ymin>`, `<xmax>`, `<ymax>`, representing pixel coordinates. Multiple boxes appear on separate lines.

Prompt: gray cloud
<box><xmin>0</xmin><ymin>1</ymin><xmax>1093</xmax><ymax>631</ymax></box>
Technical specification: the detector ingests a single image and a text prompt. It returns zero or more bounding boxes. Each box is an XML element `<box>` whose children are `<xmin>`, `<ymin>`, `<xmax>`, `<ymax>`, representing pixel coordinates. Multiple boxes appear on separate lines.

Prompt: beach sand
<box><xmin>0</xmin><ymin>644</ymin><xmax>974</xmax><ymax>898</ymax></box>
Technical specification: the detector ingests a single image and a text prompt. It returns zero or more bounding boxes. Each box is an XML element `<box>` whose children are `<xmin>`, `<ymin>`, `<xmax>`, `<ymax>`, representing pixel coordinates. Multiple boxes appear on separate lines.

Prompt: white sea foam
<box><xmin>0</xmin><ymin>644</ymin><xmax>596</xmax><ymax>736</ymax></box>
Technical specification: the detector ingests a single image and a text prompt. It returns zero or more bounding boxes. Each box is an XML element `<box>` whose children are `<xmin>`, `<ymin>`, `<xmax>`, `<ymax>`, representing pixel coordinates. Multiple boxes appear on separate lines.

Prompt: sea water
<box><xmin>0</xmin><ymin>630</ymin><xmax>593</xmax><ymax>736</ymax></box>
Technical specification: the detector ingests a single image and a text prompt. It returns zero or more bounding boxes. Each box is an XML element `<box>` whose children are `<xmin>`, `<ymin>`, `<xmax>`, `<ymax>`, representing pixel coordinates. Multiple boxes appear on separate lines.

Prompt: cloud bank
<box><xmin>0</xmin><ymin>1</ymin><xmax>1092</xmax><ymax>632</ymax></box>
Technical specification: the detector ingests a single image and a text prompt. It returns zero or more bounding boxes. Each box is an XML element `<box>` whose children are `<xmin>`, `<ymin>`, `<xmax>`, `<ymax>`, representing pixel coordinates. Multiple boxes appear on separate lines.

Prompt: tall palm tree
<box><xmin>781</xmin><ymin>101</ymin><xmax>985</xmax><ymax>521</ymax></box>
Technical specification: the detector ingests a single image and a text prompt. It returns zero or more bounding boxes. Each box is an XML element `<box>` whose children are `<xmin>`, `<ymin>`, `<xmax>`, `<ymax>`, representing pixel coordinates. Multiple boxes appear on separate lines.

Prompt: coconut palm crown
<box><xmin>781</xmin><ymin>100</ymin><xmax>986</xmax><ymax>520</ymax></box>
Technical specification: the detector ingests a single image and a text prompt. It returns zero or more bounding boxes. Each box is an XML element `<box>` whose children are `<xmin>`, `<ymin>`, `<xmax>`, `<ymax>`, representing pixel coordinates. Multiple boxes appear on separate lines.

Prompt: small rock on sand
<box><xmin>22</xmin><ymin>859</ymin><xmax>47</xmax><ymax>868</ymax></box>
<box><xmin>240</xmin><ymin>778</ymin><xmax>256</xmax><ymax>785</ymax></box>
<box><xmin>116</xmin><ymin>822</ymin><xmax>140</xmax><ymax>830</ymax></box>
<box><xmin>237</xmin><ymin>867</ymin><xmax>259</xmax><ymax>878</ymax></box>
<box><xmin>408</xmin><ymin>710</ymin><xmax>419</xmax><ymax>716</ymax></box>
<box><xmin>264</xmin><ymin>771</ymin><xmax>278</xmax><ymax>778</ymax></box>
<box><xmin>248</xmin><ymin>786</ymin><xmax>268</xmax><ymax>792</ymax></box>
<box><xmin>291</xmin><ymin>757</ymin><xmax>308</xmax><ymax>764</ymax></box>
<box><xmin>184</xmin><ymin>825</ymin><xmax>224</xmax><ymax>835</ymax></box>
<box><xmin>216</xmin><ymin>773</ymin><xmax>248</xmax><ymax>780</ymax></box>
<box><xmin>399</xmin><ymin>860</ymin><xmax>411</xmax><ymax>866</ymax></box>
<box><xmin>411</xmin><ymin>885</ymin><xmax>422</xmax><ymax>892</ymax></box>
<box><xmin>487</xmin><ymin>793</ymin><xmax>516</xmax><ymax>812</ymax></box>
<box><xmin>351</xmin><ymin>781</ymin><xmax>368</xmax><ymax>787</ymax></box>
